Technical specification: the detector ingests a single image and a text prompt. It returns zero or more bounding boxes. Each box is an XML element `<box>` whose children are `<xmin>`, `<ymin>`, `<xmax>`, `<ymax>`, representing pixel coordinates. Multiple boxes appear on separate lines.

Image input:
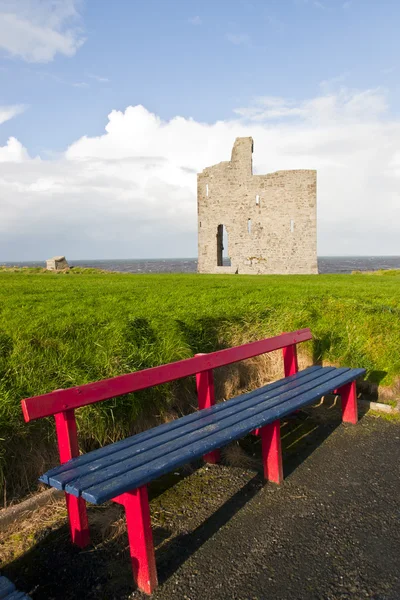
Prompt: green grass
<box><xmin>1</xmin><ymin>268</ymin><xmax>400</xmax><ymax>502</ymax></box>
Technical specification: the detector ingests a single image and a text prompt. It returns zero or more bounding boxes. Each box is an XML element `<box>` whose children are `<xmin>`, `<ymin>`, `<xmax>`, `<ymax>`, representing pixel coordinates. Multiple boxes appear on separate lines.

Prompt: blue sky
<box><xmin>0</xmin><ymin>0</ymin><xmax>399</xmax><ymax>260</ymax></box>
<box><xmin>2</xmin><ymin>0</ymin><xmax>400</xmax><ymax>153</ymax></box>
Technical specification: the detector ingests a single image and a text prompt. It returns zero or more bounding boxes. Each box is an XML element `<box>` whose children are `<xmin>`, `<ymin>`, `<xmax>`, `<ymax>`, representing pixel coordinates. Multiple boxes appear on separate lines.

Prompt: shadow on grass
<box><xmin>2</xmin><ymin>404</ymin><xmax>369</xmax><ymax>599</ymax></box>
<box><xmin>175</xmin><ymin>317</ymin><xmax>232</xmax><ymax>355</ymax></box>
<box><xmin>312</xmin><ymin>336</ymin><xmax>388</xmax><ymax>402</ymax></box>
<box><xmin>312</xmin><ymin>333</ymin><xmax>343</xmax><ymax>366</ymax></box>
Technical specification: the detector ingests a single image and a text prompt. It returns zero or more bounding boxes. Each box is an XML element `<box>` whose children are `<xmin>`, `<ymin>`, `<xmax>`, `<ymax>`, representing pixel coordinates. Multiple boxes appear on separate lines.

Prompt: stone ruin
<box><xmin>46</xmin><ymin>256</ymin><xmax>69</xmax><ymax>271</ymax></box>
<box><xmin>197</xmin><ymin>137</ymin><xmax>318</xmax><ymax>275</ymax></box>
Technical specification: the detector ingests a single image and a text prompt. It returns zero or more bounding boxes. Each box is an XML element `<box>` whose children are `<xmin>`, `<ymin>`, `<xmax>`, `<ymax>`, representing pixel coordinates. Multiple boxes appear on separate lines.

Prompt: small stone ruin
<box><xmin>46</xmin><ymin>256</ymin><xmax>69</xmax><ymax>271</ymax></box>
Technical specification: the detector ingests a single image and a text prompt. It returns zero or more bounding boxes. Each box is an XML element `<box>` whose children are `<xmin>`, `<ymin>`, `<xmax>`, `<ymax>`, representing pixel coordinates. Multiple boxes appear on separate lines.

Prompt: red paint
<box><xmin>338</xmin><ymin>381</ymin><xmax>358</xmax><ymax>424</ymax></box>
<box><xmin>54</xmin><ymin>410</ymin><xmax>90</xmax><ymax>548</ymax></box>
<box><xmin>195</xmin><ymin>355</ymin><xmax>220</xmax><ymax>464</ymax></box>
<box><xmin>260</xmin><ymin>421</ymin><xmax>283</xmax><ymax>484</ymax></box>
<box><xmin>54</xmin><ymin>410</ymin><xmax>79</xmax><ymax>462</ymax></box>
<box><xmin>254</xmin><ymin>338</ymin><xmax>299</xmax><ymax>435</ymax></box>
<box><xmin>283</xmin><ymin>344</ymin><xmax>298</xmax><ymax>377</ymax></box>
<box><xmin>21</xmin><ymin>329</ymin><xmax>312</xmax><ymax>422</ymax></box>
<box><xmin>113</xmin><ymin>487</ymin><xmax>158</xmax><ymax>595</ymax></box>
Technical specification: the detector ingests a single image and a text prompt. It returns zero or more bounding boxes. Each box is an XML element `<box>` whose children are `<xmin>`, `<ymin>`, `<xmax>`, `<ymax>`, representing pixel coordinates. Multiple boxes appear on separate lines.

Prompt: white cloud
<box><xmin>35</xmin><ymin>70</ymin><xmax>90</xmax><ymax>88</ymax></box>
<box><xmin>234</xmin><ymin>89</ymin><xmax>387</xmax><ymax>123</ymax></box>
<box><xmin>319</xmin><ymin>72</ymin><xmax>350</xmax><ymax>91</ymax></box>
<box><xmin>0</xmin><ymin>104</ymin><xmax>26</xmax><ymax>125</ymax></box>
<box><xmin>0</xmin><ymin>0</ymin><xmax>84</xmax><ymax>62</ymax></box>
<box><xmin>88</xmin><ymin>74</ymin><xmax>110</xmax><ymax>83</ymax></box>
<box><xmin>225</xmin><ymin>33</ymin><xmax>250</xmax><ymax>45</ymax></box>
<box><xmin>0</xmin><ymin>136</ymin><xmax>29</xmax><ymax>162</ymax></box>
<box><xmin>382</xmin><ymin>66</ymin><xmax>395</xmax><ymax>75</ymax></box>
<box><xmin>0</xmin><ymin>89</ymin><xmax>400</xmax><ymax>260</ymax></box>
<box><xmin>188</xmin><ymin>16</ymin><xmax>202</xmax><ymax>25</ymax></box>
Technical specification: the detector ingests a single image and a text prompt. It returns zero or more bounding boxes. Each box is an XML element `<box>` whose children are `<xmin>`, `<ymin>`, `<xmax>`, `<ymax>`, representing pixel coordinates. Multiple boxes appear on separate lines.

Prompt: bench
<box><xmin>21</xmin><ymin>329</ymin><xmax>365</xmax><ymax>594</ymax></box>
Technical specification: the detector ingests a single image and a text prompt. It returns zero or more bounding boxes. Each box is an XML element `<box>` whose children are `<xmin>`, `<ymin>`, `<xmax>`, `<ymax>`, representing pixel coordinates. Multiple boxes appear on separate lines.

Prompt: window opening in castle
<box><xmin>217</xmin><ymin>224</ymin><xmax>229</xmax><ymax>266</ymax></box>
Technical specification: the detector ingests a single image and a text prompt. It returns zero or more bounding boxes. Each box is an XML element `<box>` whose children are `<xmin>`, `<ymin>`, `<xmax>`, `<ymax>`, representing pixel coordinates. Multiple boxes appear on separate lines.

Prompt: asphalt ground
<box><xmin>3</xmin><ymin>404</ymin><xmax>400</xmax><ymax>600</ymax></box>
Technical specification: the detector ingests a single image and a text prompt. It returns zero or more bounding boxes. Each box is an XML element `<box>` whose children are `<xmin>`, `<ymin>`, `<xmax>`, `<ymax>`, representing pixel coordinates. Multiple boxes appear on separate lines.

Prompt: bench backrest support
<box><xmin>21</xmin><ymin>328</ymin><xmax>312</xmax><ymax>467</ymax></box>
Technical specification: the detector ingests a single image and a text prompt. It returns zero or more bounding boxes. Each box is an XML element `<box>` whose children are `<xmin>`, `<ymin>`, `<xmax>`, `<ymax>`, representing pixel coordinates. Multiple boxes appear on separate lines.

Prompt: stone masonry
<box><xmin>197</xmin><ymin>137</ymin><xmax>318</xmax><ymax>274</ymax></box>
<box><xmin>46</xmin><ymin>256</ymin><xmax>69</xmax><ymax>271</ymax></box>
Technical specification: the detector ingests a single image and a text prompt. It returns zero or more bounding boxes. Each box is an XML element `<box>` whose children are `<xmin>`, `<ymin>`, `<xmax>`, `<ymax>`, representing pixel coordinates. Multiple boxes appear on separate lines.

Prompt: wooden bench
<box><xmin>21</xmin><ymin>329</ymin><xmax>365</xmax><ymax>594</ymax></box>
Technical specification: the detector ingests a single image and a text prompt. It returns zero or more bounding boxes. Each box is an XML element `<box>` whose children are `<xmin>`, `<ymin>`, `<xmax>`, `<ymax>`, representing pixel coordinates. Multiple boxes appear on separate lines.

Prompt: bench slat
<box><xmin>0</xmin><ymin>577</ymin><xmax>15</xmax><ymax>599</ymax></box>
<box><xmin>83</xmin><ymin>367</ymin><xmax>364</xmax><ymax>504</ymax></box>
<box><xmin>44</xmin><ymin>367</ymin><xmax>328</xmax><ymax>489</ymax></box>
<box><xmin>82</xmin><ymin>367</ymin><xmax>364</xmax><ymax>504</ymax></box>
<box><xmin>42</xmin><ymin>367</ymin><xmax>365</xmax><ymax>504</ymax></box>
<box><xmin>58</xmin><ymin>368</ymin><xmax>340</xmax><ymax>494</ymax></box>
<box><xmin>69</xmin><ymin>368</ymin><xmax>352</xmax><ymax>500</ymax></box>
<box><xmin>41</xmin><ymin>366</ymin><xmax>324</xmax><ymax>485</ymax></box>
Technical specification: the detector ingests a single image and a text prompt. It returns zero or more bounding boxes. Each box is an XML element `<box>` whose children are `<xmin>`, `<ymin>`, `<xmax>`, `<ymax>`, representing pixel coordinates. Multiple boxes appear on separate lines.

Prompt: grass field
<box><xmin>1</xmin><ymin>267</ymin><xmax>399</xmax><ymax>504</ymax></box>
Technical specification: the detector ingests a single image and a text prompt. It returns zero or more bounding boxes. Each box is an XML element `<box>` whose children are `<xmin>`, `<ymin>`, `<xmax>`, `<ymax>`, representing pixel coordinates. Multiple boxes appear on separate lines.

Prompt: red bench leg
<box><xmin>65</xmin><ymin>494</ymin><xmax>90</xmax><ymax>548</ymax></box>
<box><xmin>54</xmin><ymin>410</ymin><xmax>90</xmax><ymax>548</ymax></box>
<box><xmin>337</xmin><ymin>381</ymin><xmax>358</xmax><ymax>424</ymax></box>
<box><xmin>260</xmin><ymin>420</ymin><xmax>283</xmax><ymax>484</ymax></box>
<box><xmin>195</xmin><ymin>358</ymin><xmax>221</xmax><ymax>464</ymax></box>
<box><xmin>113</xmin><ymin>486</ymin><xmax>158</xmax><ymax>595</ymax></box>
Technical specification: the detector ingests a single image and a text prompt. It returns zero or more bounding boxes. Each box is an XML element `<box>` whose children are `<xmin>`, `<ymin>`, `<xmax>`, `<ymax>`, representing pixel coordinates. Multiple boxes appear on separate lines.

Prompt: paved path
<box><xmin>145</xmin><ymin>413</ymin><xmax>400</xmax><ymax>600</ymax></box>
<box><xmin>3</xmin><ymin>409</ymin><xmax>400</xmax><ymax>599</ymax></box>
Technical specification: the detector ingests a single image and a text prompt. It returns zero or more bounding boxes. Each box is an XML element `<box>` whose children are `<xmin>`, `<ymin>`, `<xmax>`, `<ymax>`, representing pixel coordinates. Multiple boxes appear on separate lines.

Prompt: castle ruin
<box><xmin>197</xmin><ymin>137</ymin><xmax>318</xmax><ymax>275</ymax></box>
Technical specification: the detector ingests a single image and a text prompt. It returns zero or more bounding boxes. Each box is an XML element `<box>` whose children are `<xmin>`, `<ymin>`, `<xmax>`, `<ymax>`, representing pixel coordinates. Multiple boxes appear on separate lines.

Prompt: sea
<box><xmin>1</xmin><ymin>256</ymin><xmax>400</xmax><ymax>274</ymax></box>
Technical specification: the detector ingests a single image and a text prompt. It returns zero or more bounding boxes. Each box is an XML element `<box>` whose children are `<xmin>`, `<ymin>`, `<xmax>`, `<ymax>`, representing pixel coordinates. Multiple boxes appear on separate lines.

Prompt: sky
<box><xmin>0</xmin><ymin>0</ymin><xmax>399</xmax><ymax>261</ymax></box>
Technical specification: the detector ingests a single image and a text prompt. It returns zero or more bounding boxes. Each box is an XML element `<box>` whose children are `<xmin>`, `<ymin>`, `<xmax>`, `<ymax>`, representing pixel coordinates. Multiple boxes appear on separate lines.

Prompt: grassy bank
<box><xmin>1</xmin><ymin>268</ymin><xmax>399</xmax><ymax>504</ymax></box>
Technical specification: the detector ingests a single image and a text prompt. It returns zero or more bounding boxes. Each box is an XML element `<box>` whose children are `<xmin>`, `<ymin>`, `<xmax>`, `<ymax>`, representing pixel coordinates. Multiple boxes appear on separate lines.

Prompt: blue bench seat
<box><xmin>0</xmin><ymin>576</ymin><xmax>31</xmax><ymax>599</ymax></box>
<box><xmin>41</xmin><ymin>365</ymin><xmax>365</xmax><ymax>505</ymax></box>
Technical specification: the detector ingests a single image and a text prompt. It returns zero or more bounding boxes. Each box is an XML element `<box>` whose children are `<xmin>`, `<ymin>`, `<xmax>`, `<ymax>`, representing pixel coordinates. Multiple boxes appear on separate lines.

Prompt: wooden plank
<box><xmin>43</xmin><ymin>367</ymin><xmax>364</xmax><ymax>504</ymax></box>
<box><xmin>64</xmin><ymin>368</ymin><xmax>349</xmax><ymax>497</ymax></box>
<box><xmin>81</xmin><ymin>368</ymin><xmax>364</xmax><ymax>504</ymax></box>
<box><xmin>41</xmin><ymin>366</ymin><xmax>323</xmax><ymax>486</ymax></box>
<box><xmin>81</xmin><ymin>367</ymin><xmax>364</xmax><ymax>504</ymax></box>
<box><xmin>45</xmin><ymin>368</ymin><xmax>329</xmax><ymax>491</ymax></box>
<box><xmin>22</xmin><ymin>329</ymin><xmax>312</xmax><ymax>421</ymax></box>
<box><xmin>0</xmin><ymin>576</ymin><xmax>15</xmax><ymax>598</ymax></box>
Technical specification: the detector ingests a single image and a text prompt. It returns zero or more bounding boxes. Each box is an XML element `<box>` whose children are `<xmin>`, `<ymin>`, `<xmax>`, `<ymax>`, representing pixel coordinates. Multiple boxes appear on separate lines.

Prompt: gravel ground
<box><xmin>3</xmin><ymin>406</ymin><xmax>400</xmax><ymax>600</ymax></box>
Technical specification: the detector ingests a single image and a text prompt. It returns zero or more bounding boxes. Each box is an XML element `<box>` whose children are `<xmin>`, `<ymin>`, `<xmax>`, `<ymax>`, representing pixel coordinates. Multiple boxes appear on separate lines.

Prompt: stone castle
<box><xmin>197</xmin><ymin>137</ymin><xmax>318</xmax><ymax>275</ymax></box>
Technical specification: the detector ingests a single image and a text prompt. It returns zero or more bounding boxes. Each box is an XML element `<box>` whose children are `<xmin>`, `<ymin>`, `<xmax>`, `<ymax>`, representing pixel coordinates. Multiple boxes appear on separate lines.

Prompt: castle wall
<box><xmin>197</xmin><ymin>137</ymin><xmax>318</xmax><ymax>275</ymax></box>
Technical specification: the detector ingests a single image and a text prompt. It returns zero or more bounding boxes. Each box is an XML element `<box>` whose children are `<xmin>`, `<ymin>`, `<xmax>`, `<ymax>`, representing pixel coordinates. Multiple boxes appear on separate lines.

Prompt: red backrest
<box><xmin>21</xmin><ymin>328</ymin><xmax>312</xmax><ymax>422</ymax></box>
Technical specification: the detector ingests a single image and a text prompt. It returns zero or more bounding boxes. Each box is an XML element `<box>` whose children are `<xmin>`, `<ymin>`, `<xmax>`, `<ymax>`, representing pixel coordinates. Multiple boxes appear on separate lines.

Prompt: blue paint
<box><xmin>0</xmin><ymin>576</ymin><xmax>31</xmax><ymax>599</ymax></box>
<box><xmin>41</xmin><ymin>366</ymin><xmax>324</xmax><ymax>485</ymax></box>
<box><xmin>0</xmin><ymin>576</ymin><xmax>15</xmax><ymax>598</ymax></box>
<box><xmin>40</xmin><ymin>366</ymin><xmax>365</xmax><ymax>505</ymax></box>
